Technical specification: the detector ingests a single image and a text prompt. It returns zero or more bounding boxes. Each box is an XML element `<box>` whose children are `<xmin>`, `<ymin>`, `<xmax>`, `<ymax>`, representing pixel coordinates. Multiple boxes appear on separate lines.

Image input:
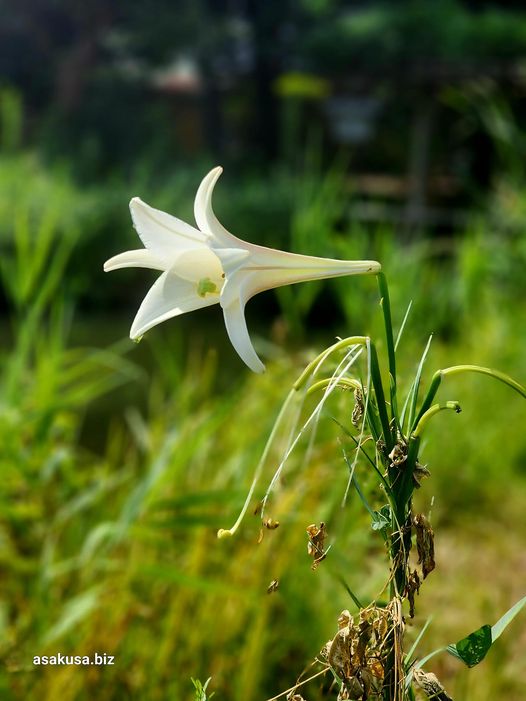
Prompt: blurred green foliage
<box><xmin>302</xmin><ymin>0</ymin><xmax>526</xmax><ymax>70</ymax></box>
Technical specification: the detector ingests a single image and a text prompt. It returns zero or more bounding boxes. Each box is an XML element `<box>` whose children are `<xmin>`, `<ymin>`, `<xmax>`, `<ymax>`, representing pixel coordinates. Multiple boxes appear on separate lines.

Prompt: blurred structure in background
<box><xmin>3</xmin><ymin>0</ymin><xmax>526</xmax><ymax>231</ymax></box>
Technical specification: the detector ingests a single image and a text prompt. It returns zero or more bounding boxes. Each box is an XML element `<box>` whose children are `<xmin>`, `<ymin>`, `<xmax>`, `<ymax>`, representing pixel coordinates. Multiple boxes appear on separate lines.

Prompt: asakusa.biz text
<box><xmin>33</xmin><ymin>653</ymin><xmax>114</xmax><ymax>666</ymax></box>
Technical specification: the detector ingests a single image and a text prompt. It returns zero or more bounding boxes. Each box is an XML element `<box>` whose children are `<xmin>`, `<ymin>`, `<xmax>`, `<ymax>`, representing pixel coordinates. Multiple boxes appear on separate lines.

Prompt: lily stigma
<box><xmin>104</xmin><ymin>167</ymin><xmax>381</xmax><ymax>373</ymax></box>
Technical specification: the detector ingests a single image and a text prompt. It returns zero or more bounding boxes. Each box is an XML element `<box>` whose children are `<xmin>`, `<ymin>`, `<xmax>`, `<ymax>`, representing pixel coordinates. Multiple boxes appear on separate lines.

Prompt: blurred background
<box><xmin>1</xmin><ymin>1</ymin><xmax>526</xmax><ymax>699</ymax></box>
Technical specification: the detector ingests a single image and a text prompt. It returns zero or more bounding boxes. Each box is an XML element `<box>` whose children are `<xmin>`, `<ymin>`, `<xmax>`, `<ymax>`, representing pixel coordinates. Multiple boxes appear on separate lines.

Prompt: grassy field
<box><xmin>1</xmin><ymin>153</ymin><xmax>525</xmax><ymax>700</ymax></box>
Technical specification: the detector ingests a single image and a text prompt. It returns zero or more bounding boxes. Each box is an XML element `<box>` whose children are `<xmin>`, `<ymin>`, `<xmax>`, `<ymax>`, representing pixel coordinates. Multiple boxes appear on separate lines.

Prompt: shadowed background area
<box><xmin>0</xmin><ymin>1</ymin><xmax>526</xmax><ymax>699</ymax></box>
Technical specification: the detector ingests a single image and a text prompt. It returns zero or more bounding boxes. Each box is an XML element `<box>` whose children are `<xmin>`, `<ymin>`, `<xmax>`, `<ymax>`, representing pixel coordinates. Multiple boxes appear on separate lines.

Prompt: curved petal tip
<box><xmin>195</xmin><ymin>167</ymin><xmax>223</xmax><ymax>208</ymax></box>
<box><xmin>194</xmin><ymin>166</ymin><xmax>241</xmax><ymax>246</ymax></box>
<box><xmin>129</xmin><ymin>197</ymin><xmax>147</xmax><ymax>217</ymax></box>
<box><xmin>223</xmin><ymin>299</ymin><xmax>266</xmax><ymax>374</ymax></box>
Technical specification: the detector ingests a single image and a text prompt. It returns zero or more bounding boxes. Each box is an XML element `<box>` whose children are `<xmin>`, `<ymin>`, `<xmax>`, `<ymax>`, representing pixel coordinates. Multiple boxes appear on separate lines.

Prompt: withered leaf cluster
<box><xmin>323</xmin><ymin>606</ymin><xmax>399</xmax><ymax>701</ymax></box>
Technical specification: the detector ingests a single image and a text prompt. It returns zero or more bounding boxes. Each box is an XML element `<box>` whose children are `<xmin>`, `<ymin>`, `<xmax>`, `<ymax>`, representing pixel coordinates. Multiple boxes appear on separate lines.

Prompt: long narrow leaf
<box><xmin>404</xmin><ymin>334</ymin><xmax>433</xmax><ymax>434</ymax></box>
<box><xmin>492</xmin><ymin>594</ymin><xmax>526</xmax><ymax>641</ymax></box>
<box><xmin>405</xmin><ymin>617</ymin><xmax>433</xmax><ymax>668</ymax></box>
<box><xmin>367</xmin><ymin>340</ymin><xmax>393</xmax><ymax>450</ymax></box>
<box><xmin>395</xmin><ymin>299</ymin><xmax>413</xmax><ymax>351</ymax></box>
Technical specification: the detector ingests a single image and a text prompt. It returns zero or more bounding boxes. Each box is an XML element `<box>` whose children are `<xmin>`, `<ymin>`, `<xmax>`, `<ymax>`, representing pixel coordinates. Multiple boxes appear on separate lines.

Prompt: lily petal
<box><xmin>222</xmin><ymin>298</ymin><xmax>265</xmax><ymax>374</ymax></box>
<box><xmin>225</xmin><ymin>254</ymin><xmax>380</xmax><ymax>307</ymax></box>
<box><xmin>103</xmin><ymin>248</ymin><xmax>165</xmax><ymax>272</ymax></box>
<box><xmin>218</xmin><ymin>254</ymin><xmax>380</xmax><ymax>310</ymax></box>
<box><xmin>170</xmin><ymin>246</ymin><xmax>224</xmax><ymax>286</ymax></box>
<box><xmin>130</xmin><ymin>197</ymin><xmax>207</xmax><ymax>259</ymax></box>
<box><xmin>194</xmin><ymin>167</ymin><xmax>245</xmax><ymax>247</ymax></box>
<box><xmin>130</xmin><ymin>270</ymin><xmax>219</xmax><ymax>339</ymax></box>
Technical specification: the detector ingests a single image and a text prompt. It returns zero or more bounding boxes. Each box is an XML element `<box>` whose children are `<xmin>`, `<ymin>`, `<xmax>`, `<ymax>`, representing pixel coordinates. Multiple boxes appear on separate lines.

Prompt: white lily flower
<box><xmin>104</xmin><ymin>167</ymin><xmax>381</xmax><ymax>373</ymax></box>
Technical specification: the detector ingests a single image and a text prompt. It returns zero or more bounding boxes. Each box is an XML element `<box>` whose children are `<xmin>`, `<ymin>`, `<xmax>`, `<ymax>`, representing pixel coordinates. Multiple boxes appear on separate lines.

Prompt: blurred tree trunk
<box><xmin>405</xmin><ymin>95</ymin><xmax>436</xmax><ymax>230</ymax></box>
<box><xmin>55</xmin><ymin>37</ymin><xmax>98</xmax><ymax>113</ymax></box>
<box><xmin>198</xmin><ymin>60</ymin><xmax>225</xmax><ymax>159</ymax></box>
<box><xmin>246</xmin><ymin>0</ymin><xmax>280</xmax><ymax>161</ymax></box>
<box><xmin>54</xmin><ymin>5</ymin><xmax>113</xmax><ymax>115</ymax></box>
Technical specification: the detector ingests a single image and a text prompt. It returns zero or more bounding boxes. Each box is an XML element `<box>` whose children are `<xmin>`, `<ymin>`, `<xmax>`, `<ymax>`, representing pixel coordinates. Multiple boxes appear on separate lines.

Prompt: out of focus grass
<box><xmin>0</xmin><ymin>148</ymin><xmax>525</xmax><ymax>701</ymax></box>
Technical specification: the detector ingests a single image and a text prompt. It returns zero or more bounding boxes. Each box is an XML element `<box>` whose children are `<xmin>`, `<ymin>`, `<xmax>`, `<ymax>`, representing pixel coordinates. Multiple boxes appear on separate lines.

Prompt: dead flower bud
<box><xmin>413</xmin><ymin>513</ymin><xmax>435</xmax><ymax>579</ymax></box>
<box><xmin>287</xmin><ymin>694</ymin><xmax>307</xmax><ymax>701</ymax></box>
<box><xmin>253</xmin><ymin>500</ymin><xmax>264</xmax><ymax>516</ymax></box>
<box><xmin>338</xmin><ymin>610</ymin><xmax>353</xmax><ymax>630</ymax></box>
<box><xmin>351</xmin><ymin>388</ymin><xmax>365</xmax><ymax>427</ymax></box>
<box><xmin>413</xmin><ymin>461</ymin><xmax>431</xmax><ymax>488</ymax></box>
<box><xmin>388</xmin><ymin>441</ymin><xmax>407</xmax><ymax>468</ymax></box>
<box><xmin>267</xmin><ymin>579</ymin><xmax>279</xmax><ymax>594</ymax></box>
<box><xmin>257</xmin><ymin>516</ymin><xmax>280</xmax><ymax>543</ymax></box>
<box><xmin>263</xmin><ymin>517</ymin><xmax>280</xmax><ymax>530</ymax></box>
<box><xmin>413</xmin><ymin>668</ymin><xmax>454</xmax><ymax>701</ymax></box>
<box><xmin>306</xmin><ymin>522</ymin><xmax>328</xmax><ymax>570</ymax></box>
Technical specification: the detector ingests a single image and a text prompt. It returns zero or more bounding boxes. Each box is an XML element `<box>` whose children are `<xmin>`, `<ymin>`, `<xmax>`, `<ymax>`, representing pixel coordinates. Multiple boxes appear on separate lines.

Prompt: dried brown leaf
<box><xmin>413</xmin><ymin>513</ymin><xmax>435</xmax><ymax>579</ymax></box>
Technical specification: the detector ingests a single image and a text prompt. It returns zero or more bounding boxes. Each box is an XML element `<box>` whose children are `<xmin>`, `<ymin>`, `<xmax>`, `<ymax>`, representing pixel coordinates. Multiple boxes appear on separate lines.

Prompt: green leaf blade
<box><xmin>447</xmin><ymin>624</ymin><xmax>492</xmax><ymax>667</ymax></box>
<box><xmin>491</xmin><ymin>594</ymin><xmax>526</xmax><ymax>641</ymax></box>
